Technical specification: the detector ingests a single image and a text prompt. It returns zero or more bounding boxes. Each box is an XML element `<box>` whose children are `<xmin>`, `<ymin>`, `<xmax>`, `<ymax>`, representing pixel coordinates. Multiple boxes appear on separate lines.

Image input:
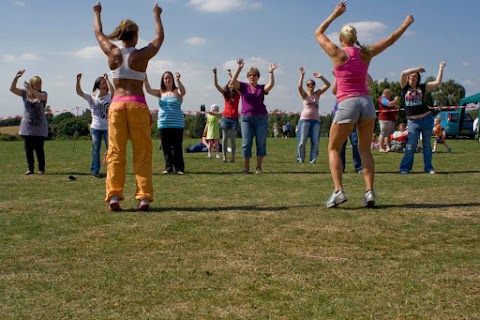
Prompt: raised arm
<box><xmin>212</xmin><ymin>68</ymin><xmax>224</xmax><ymax>94</ymax></box>
<box><xmin>175</xmin><ymin>72</ymin><xmax>186</xmax><ymax>98</ymax></box>
<box><xmin>104</xmin><ymin>73</ymin><xmax>114</xmax><ymax>94</ymax></box>
<box><xmin>298</xmin><ymin>67</ymin><xmax>306</xmax><ymax>99</ymax></box>
<box><xmin>10</xmin><ymin>69</ymin><xmax>25</xmax><ymax>97</ymax></box>
<box><xmin>75</xmin><ymin>73</ymin><xmax>84</xmax><ymax>97</ymax></box>
<box><xmin>426</xmin><ymin>61</ymin><xmax>446</xmax><ymax>92</ymax></box>
<box><xmin>314</xmin><ymin>0</ymin><xmax>346</xmax><ymax>62</ymax></box>
<box><xmin>142</xmin><ymin>4</ymin><xmax>164</xmax><ymax>60</ymax></box>
<box><xmin>264</xmin><ymin>64</ymin><xmax>277</xmax><ymax>93</ymax></box>
<box><xmin>144</xmin><ymin>76</ymin><xmax>161</xmax><ymax>97</ymax></box>
<box><xmin>93</xmin><ymin>2</ymin><xmax>116</xmax><ymax>57</ymax></box>
<box><xmin>313</xmin><ymin>72</ymin><xmax>331</xmax><ymax>96</ymax></box>
<box><xmin>400</xmin><ymin>66</ymin><xmax>425</xmax><ymax>88</ymax></box>
<box><xmin>369</xmin><ymin>15</ymin><xmax>414</xmax><ymax>58</ymax></box>
<box><xmin>230</xmin><ymin>58</ymin><xmax>244</xmax><ymax>91</ymax></box>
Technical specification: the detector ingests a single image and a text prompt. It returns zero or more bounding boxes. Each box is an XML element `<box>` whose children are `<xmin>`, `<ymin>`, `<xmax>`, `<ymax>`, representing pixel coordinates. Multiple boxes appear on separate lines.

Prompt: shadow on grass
<box><xmin>376</xmin><ymin>171</ymin><xmax>480</xmax><ymax>174</ymax></box>
<box><xmin>117</xmin><ymin>204</ymin><xmax>291</xmax><ymax>213</ymax></box>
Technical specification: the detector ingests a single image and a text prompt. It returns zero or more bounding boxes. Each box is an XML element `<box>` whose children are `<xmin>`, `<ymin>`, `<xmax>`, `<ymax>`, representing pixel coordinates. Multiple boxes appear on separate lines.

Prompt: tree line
<box><xmin>1</xmin><ymin>78</ymin><xmax>475</xmax><ymax>141</ymax></box>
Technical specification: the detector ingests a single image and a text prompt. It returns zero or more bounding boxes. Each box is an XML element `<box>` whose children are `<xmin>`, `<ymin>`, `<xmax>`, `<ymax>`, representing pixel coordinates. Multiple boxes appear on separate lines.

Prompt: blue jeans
<box><xmin>340</xmin><ymin>125</ymin><xmax>361</xmax><ymax>173</ymax></box>
<box><xmin>297</xmin><ymin>119</ymin><xmax>320</xmax><ymax>162</ymax></box>
<box><xmin>91</xmin><ymin>128</ymin><xmax>108</xmax><ymax>174</ymax></box>
<box><xmin>241</xmin><ymin>115</ymin><xmax>268</xmax><ymax>157</ymax></box>
<box><xmin>400</xmin><ymin>114</ymin><xmax>434</xmax><ymax>173</ymax></box>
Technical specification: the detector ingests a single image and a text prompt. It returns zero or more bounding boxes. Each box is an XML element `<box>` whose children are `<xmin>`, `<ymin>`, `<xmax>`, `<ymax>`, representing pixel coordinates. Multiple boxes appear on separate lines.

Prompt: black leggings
<box><xmin>22</xmin><ymin>135</ymin><xmax>45</xmax><ymax>172</ymax></box>
<box><xmin>159</xmin><ymin>128</ymin><xmax>184</xmax><ymax>172</ymax></box>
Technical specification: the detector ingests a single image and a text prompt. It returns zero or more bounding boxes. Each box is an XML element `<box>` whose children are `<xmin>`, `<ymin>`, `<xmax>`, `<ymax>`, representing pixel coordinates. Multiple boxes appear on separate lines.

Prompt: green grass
<box><xmin>1</xmin><ymin>138</ymin><xmax>479</xmax><ymax>319</ymax></box>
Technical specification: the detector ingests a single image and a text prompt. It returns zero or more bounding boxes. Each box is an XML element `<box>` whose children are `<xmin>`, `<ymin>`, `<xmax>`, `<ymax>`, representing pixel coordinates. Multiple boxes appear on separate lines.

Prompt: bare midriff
<box><xmin>113</xmin><ymin>78</ymin><xmax>145</xmax><ymax>97</ymax></box>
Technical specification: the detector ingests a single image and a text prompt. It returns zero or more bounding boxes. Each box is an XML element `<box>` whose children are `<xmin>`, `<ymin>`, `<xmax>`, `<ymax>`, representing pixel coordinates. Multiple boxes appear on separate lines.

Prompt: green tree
<box><xmin>431</xmin><ymin>79</ymin><xmax>466</xmax><ymax>107</ymax></box>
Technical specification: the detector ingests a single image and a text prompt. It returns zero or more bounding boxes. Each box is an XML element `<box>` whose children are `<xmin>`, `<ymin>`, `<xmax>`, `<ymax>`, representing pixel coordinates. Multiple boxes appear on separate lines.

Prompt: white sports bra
<box><xmin>111</xmin><ymin>47</ymin><xmax>146</xmax><ymax>81</ymax></box>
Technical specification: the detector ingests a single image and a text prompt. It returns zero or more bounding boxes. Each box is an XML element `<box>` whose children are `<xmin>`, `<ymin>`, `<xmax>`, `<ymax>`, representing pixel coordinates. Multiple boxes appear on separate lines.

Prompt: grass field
<box><xmin>1</xmin><ymin>137</ymin><xmax>479</xmax><ymax>319</ymax></box>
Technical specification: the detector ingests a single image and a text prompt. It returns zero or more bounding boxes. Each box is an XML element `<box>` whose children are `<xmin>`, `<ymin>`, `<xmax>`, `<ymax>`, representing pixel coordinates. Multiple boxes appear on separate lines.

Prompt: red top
<box><xmin>222</xmin><ymin>93</ymin><xmax>240</xmax><ymax>118</ymax></box>
<box><xmin>378</xmin><ymin>96</ymin><xmax>397</xmax><ymax>121</ymax></box>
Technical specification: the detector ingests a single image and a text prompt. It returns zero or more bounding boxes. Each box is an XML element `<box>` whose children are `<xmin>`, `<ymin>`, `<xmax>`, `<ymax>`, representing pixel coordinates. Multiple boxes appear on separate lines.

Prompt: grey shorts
<box><xmin>334</xmin><ymin>96</ymin><xmax>376</xmax><ymax>124</ymax></box>
<box><xmin>379</xmin><ymin>120</ymin><xmax>395</xmax><ymax>136</ymax></box>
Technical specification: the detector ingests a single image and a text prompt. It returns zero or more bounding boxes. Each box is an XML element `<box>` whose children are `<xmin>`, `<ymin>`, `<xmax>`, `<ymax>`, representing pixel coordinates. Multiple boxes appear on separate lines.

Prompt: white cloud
<box><xmin>13</xmin><ymin>1</ymin><xmax>25</xmax><ymax>7</ymax></box>
<box><xmin>188</xmin><ymin>0</ymin><xmax>262</xmax><ymax>13</ymax></box>
<box><xmin>185</xmin><ymin>37</ymin><xmax>207</xmax><ymax>46</ymax></box>
<box><xmin>2</xmin><ymin>53</ymin><xmax>40</xmax><ymax>62</ymax></box>
<box><xmin>73</xmin><ymin>46</ymin><xmax>102</xmax><ymax>60</ymax></box>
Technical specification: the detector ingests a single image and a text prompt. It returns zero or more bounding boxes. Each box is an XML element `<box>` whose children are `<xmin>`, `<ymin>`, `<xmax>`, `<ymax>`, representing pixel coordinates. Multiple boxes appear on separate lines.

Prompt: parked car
<box><xmin>434</xmin><ymin>111</ymin><xmax>475</xmax><ymax>139</ymax></box>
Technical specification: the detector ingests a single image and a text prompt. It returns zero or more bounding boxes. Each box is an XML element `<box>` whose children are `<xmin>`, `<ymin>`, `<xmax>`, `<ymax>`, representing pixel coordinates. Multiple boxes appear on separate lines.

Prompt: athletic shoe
<box><xmin>109</xmin><ymin>195</ymin><xmax>121</xmax><ymax>212</ymax></box>
<box><xmin>364</xmin><ymin>189</ymin><xmax>376</xmax><ymax>208</ymax></box>
<box><xmin>429</xmin><ymin>170</ymin><xmax>435</xmax><ymax>174</ymax></box>
<box><xmin>216</xmin><ymin>154</ymin><xmax>220</xmax><ymax>159</ymax></box>
<box><xmin>25</xmin><ymin>170</ymin><xmax>34</xmax><ymax>175</ymax></box>
<box><xmin>255</xmin><ymin>167</ymin><xmax>263</xmax><ymax>175</ymax></box>
<box><xmin>137</xmin><ymin>199</ymin><xmax>150</xmax><ymax>212</ymax></box>
<box><xmin>38</xmin><ymin>171</ymin><xmax>45</xmax><ymax>175</ymax></box>
<box><xmin>400</xmin><ymin>170</ymin><xmax>409</xmax><ymax>174</ymax></box>
<box><xmin>176</xmin><ymin>171</ymin><xmax>184</xmax><ymax>175</ymax></box>
<box><xmin>325</xmin><ymin>189</ymin><xmax>347</xmax><ymax>208</ymax></box>
<box><xmin>241</xmin><ymin>167</ymin><xmax>249</xmax><ymax>174</ymax></box>
<box><xmin>309</xmin><ymin>158</ymin><xmax>316</xmax><ymax>164</ymax></box>
<box><xmin>229</xmin><ymin>159</ymin><xmax>235</xmax><ymax>163</ymax></box>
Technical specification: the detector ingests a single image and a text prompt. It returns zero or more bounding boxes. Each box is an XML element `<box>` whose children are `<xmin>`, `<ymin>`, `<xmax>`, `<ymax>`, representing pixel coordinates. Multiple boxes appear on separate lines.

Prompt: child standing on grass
<box><xmin>433</xmin><ymin>118</ymin><xmax>451</xmax><ymax>153</ymax></box>
<box><xmin>205</xmin><ymin>104</ymin><xmax>221</xmax><ymax>159</ymax></box>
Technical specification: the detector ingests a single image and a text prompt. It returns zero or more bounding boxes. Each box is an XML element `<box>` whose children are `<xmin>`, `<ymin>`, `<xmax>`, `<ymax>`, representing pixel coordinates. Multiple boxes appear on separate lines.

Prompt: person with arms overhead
<box><xmin>9</xmin><ymin>70</ymin><xmax>48</xmax><ymax>175</ymax></box>
<box><xmin>399</xmin><ymin>61</ymin><xmax>446</xmax><ymax>174</ymax></box>
<box><xmin>75</xmin><ymin>73</ymin><xmax>114</xmax><ymax>178</ymax></box>
<box><xmin>93</xmin><ymin>1</ymin><xmax>164</xmax><ymax>211</ymax></box>
<box><xmin>314</xmin><ymin>0</ymin><xmax>414</xmax><ymax>207</ymax></box>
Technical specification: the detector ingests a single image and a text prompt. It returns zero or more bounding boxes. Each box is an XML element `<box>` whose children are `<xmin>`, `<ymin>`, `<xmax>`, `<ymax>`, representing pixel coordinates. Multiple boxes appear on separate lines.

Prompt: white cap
<box><xmin>210</xmin><ymin>104</ymin><xmax>220</xmax><ymax>112</ymax></box>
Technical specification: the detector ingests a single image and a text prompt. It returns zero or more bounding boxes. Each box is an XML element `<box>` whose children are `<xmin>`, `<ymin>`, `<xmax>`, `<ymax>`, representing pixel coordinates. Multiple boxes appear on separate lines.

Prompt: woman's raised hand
<box><xmin>93</xmin><ymin>2</ymin><xmax>101</xmax><ymax>13</ymax></box>
<box><xmin>332</xmin><ymin>0</ymin><xmax>347</xmax><ymax>18</ymax></box>
<box><xmin>15</xmin><ymin>69</ymin><xmax>25</xmax><ymax>79</ymax></box>
<box><xmin>153</xmin><ymin>3</ymin><xmax>162</xmax><ymax>16</ymax></box>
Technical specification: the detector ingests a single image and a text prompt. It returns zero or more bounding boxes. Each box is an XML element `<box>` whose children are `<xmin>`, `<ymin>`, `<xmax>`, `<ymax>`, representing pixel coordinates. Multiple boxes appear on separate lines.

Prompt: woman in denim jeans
<box><xmin>297</xmin><ymin>66</ymin><xmax>331</xmax><ymax>163</ymax></box>
<box><xmin>399</xmin><ymin>61</ymin><xmax>446</xmax><ymax>174</ymax></box>
<box><xmin>76</xmin><ymin>73</ymin><xmax>113</xmax><ymax>177</ymax></box>
<box><xmin>231</xmin><ymin>59</ymin><xmax>277</xmax><ymax>174</ymax></box>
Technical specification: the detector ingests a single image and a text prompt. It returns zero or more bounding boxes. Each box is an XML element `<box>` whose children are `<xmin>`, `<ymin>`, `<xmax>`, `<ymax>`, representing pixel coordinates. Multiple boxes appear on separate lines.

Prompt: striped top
<box><xmin>157</xmin><ymin>96</ymin><xmax>184</xmax><ymax>129</ymax></box>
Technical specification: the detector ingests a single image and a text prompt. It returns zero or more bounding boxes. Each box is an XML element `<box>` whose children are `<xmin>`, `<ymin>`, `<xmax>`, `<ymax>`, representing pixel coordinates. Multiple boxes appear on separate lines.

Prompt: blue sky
<box><xmin>1</xmin><ymin>0</ymin><xmax>479</xmax><ymax>119</ymax></box>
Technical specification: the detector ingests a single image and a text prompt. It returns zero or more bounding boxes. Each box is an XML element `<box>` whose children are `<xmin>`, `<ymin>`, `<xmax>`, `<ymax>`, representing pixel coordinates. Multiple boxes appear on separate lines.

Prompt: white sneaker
<box><xmin>325</xmin><ymin>189</ymin><xmax>347</xmax><ymax>208</ymax></box>
<box><xmin>216</xmin><ymin>154</ymin><xmax>220</xmax><ymax>159</ymax></box>
<box><xmin>364</xmin><ymin>189</ymin><xmax>376</xmax><ymax>208</ymax></box>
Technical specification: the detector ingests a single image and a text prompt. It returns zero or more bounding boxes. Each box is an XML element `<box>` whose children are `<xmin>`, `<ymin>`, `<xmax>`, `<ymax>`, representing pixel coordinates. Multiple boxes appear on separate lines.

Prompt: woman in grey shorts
<box><xmin>314</xmin><ymin>0</ymin><xmax>414</xmax><ymax>208</ymax></box>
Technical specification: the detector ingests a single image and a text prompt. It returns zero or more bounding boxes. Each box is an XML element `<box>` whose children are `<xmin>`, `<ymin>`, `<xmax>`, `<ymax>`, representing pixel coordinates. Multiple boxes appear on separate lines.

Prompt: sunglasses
<box><xmin>306</xmin><ymin>82</ymin><xmax>315</xmax><ymax>86</ymax></box>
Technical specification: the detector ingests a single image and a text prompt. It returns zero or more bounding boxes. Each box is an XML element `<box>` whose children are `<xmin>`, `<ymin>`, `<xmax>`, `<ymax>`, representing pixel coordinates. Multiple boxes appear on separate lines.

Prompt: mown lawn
<box><xmin>0</xmin><ymin>137</ymin><xmax>479</xmax><ymax>319</ymax></box>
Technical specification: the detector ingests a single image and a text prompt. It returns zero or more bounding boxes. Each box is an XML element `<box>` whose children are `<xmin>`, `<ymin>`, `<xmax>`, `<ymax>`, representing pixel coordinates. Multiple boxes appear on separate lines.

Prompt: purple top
<box><xmin>239</xmin><ymin>82</ymin><xmax>268</xmax><ymax>116</ymax></box>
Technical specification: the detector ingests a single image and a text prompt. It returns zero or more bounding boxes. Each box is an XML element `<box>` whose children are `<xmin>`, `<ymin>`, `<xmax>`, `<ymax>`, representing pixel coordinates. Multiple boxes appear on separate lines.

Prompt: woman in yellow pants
<box><xmin>93</xmin><ymin>2</ymin><xmax>164</xmax><ymax>211</ymax></box>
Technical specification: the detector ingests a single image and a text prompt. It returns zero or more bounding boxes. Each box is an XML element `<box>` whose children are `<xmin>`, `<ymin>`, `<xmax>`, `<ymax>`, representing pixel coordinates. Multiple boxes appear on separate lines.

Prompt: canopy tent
<box><xmin>460</xmin><ymin>93</ymin><xmax>480</xmax><ymax>106</ymax></box>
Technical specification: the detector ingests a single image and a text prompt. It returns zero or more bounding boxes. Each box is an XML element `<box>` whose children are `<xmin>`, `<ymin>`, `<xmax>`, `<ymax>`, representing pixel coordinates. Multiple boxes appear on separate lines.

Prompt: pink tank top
<box><xmin>300</xmin><ymin>95</ymin><xmax>320</xmax><ymax>120</ymax></box>
<box><xmin>334</xmin><ymin>47</ymin><xmax>369</xmax><ymax>103</ymax></box>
